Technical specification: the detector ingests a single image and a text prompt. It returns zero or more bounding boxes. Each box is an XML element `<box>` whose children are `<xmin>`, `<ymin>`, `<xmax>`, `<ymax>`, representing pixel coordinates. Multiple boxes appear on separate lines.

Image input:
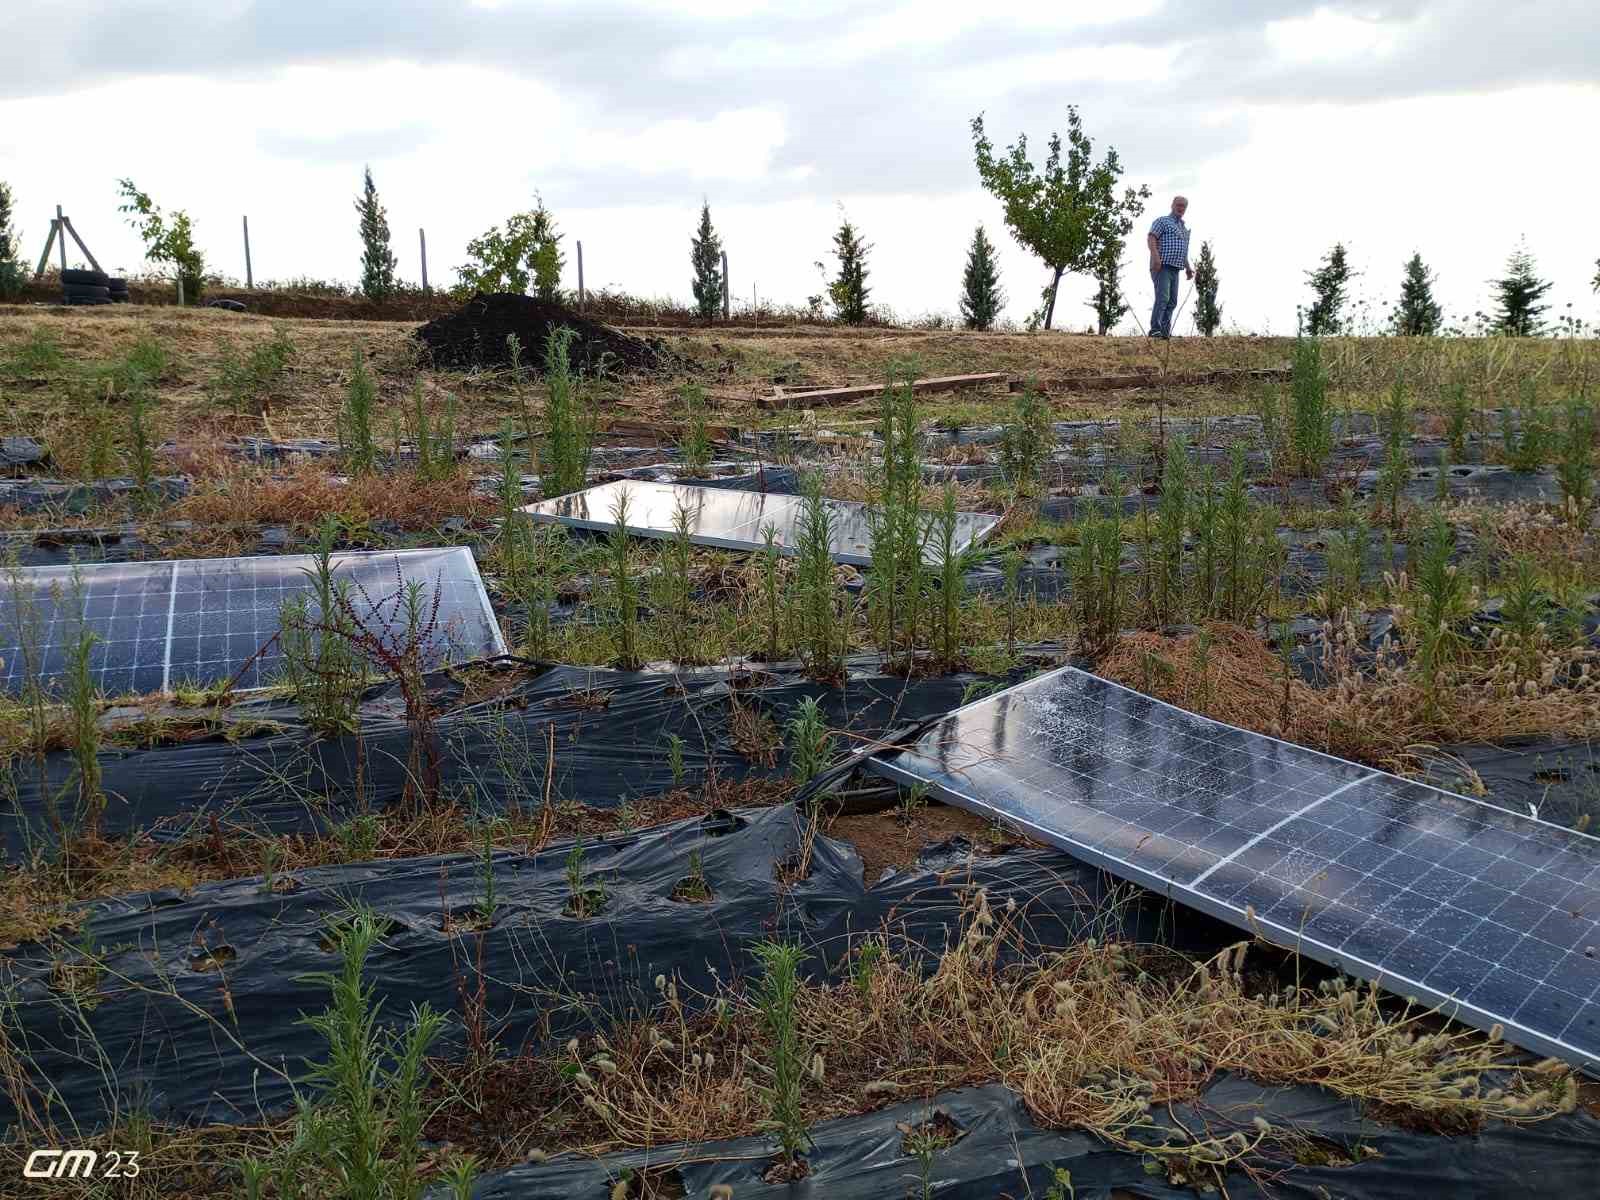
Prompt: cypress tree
<box><xmin>1394</xmin><ymin>252</ymin><xmax>1442</xmax><ymax>336</ymax></box>
<box><xmin>828</xmin><ymin>214</ymin><xmax>871</xmax><ymax>325</ymax></box>
<box><xmin>690</xmin><ymin>201</ymin><xmax>723</xmax><ymax>322</ymax></box>
<box><xmin>355</xmin><ymin>166</ymin><xmax>397</xmax><ymax>303</ymax></box>
<box><xmin>1085</xmin><ymin>243</ymin><xmax>1128</xmax><ymax>335</ymax></box>
<box><xmin>0</xmin><ymin>179</ymin><xmax>20</xmax><ymax>299</ymax></box>
<box><xmin>1193</xmin><ymin>240</ymin><xmax>1222</xmax><ymax>336</ymax></box>
<box><xmin>1491</xmin><ymin>240</ymin><xmax>1553</xmax><ymax>337</ymax></box>
<box><xmin>959</xmin><ymin>224</ymin><xmax>1004</xmax><ymax>330</ymax></box>
<box><xmin>528</xmin><ymin>196</ymin><xmax>564</xmax><ymax>303</ymax></box>
<box><xmin>1304</xmin><ymin>242</ymin><xmax>1353</xmax><ymax>335</ymax></box>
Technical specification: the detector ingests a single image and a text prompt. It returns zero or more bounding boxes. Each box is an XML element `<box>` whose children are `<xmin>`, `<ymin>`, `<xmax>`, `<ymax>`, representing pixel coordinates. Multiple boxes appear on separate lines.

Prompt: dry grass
<box><xmin>424</xmin><ymin>890</ymin><xmax>1575</xmax><ymax>1187</ymax></box>
<box><xmin>1100</xmin><ymin>622</ymin><xmax>1600</xmax><ymax>774</ymax></box>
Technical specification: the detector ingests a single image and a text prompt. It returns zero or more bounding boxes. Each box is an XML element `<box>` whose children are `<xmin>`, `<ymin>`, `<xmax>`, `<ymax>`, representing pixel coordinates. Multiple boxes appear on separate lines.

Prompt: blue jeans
<box><xmin>1150</xmin><ymin>265</ymin><xmax>1180</xmax><ymax>337</ymax></box>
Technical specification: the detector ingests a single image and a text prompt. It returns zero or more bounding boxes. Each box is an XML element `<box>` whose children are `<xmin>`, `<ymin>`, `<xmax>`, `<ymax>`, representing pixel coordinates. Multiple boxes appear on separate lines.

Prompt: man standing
<box><xmin>1147</xmin><ymin>196</ymin><xmax>1193</xmax><ymax>338</ymax></box>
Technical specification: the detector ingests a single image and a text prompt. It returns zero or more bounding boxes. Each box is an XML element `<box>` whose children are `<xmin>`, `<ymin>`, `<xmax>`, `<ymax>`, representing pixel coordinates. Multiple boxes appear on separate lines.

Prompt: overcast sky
<box><xmin>3</xmin><ymin>1</ymin><xmax>1597</xmax><ymax>332</ymax></box>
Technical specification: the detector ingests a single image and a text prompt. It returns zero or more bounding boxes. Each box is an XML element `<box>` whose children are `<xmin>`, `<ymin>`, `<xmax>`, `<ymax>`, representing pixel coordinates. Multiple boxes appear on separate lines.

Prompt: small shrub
<box><xmin>677</xmin><ymin>383</ymin><xmax>712</xmax><ymax>476</ymax></box>
<box><xmin>785</xmin><ymin>695</ymin><xmax>830</xmax><ymax>786</ymax></box>
<box><xmin>1555</xmin><ymin>395</ymin><xmax>1595</xmax><ymax>516</ymax></box>
<box><xmin>1375</xmin><ymin>371</ymin><xmax>1411</xmax><ymax>527</ymax></box>
<box><xmin>1288</xmin><ymin>336</ymin><xmax>1333</xmax><ymax>478</ymax></box>
<box><xmin>408</xmin><ymin>382</ymin><xmax>458</xmax><ymax>483</ymax></box>
<box><xmin>866</xmin><ymin>369</ymin><xmax>928</xmax><ymax>654</ymax></box>
<box><xmin>752</xmin><ymin>941</ymin><xmax>811</xmax><ymax>1165</ymax></box>
<box><xmin>338</xmin><ymin>348</ymin><xmax>379</xmax><ymax>473</ymax></box>
<box><xmin>606</xmin><ymin>490</ymin><xmax>641</xmax><ymax>669</ymax></box>
<box><xmin>999</xmin><ymin>386</ymin><xmax>1052</xmax><ymax>498</ymax></box>
<box><xmin>539</xmin><ymin>327</ymin><xmax>593</xmax><ymax>499</ymax></box>
<box><xmin>1067</xmin><ymin>504</ymin><xmax>1124</xmax><ymax>656</ymax></box>
<box><xmin>564</xmin><ymin>838</ymin><xmax>606</xmax><ymax>917</ymax></box>
<box><xmin>127</xmin><ymin>386</ymin><xmax>158</xmax><ymax>499</ymax></box>
<box><xmin>212</xmin><ymin>329</ymin><xmax>294</xmax><ymax>415</ymax></box>
<box><xmin>1442</xmin><ymin>381</ymin><xmax>1473</xmax><ymax>460</ymax></box>
<box><xmin>63</xmin><ymin>609</ymin><xmax>102</xmax><ymax>833</ymax></box>
<box><xmin>278</xmin><ymin>524</ymin><xmax>365</xmax><ymax>736</ymax></box>
<box><xmin>1501</xmin><ymin>380</ymin><xmax>1551</xmax><ymax>473</ymax></box>
<box><xmin>794</xmin><ymin>474</ymin><xmax>844</xmax><ymax>680</ymax></box>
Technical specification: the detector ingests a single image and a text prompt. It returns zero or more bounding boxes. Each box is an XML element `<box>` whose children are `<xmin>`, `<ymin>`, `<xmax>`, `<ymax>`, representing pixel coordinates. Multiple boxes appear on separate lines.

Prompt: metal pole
<box><xmin>55</xmin><ymin>206</ymin><xmax>67</xmax><ymax>273</ymax></box>
<box><xmin>577</xmin><ymin>240</ymin><xmax>585</xmax><ymax>309</ymax></box>
<box><xmin>243</xmin><ymin>215</ymin><xmax>253</xmax><ymax>288</ymax></box>
<box><xmin>419</xmin><ymin>228</ymin><xmax>428</xmax><ymax>292</ymax></box>
<box><xmin>721</xmin><ymin>250</ymin><xmax>729</xmax><ymax>321</ymax></box>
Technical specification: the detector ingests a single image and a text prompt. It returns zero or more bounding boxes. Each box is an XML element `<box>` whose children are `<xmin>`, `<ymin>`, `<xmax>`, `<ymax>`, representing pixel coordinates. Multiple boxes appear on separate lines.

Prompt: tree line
<box><xmin>2</xmin><ymin>127</ymin><xmax>1597</xmax><ymax>333</ymax></box>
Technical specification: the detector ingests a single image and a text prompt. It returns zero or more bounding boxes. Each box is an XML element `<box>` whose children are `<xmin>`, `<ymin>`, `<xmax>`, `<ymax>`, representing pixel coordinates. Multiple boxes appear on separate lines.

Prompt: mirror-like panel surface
<box><xmin>869</xmin><ymin>666</ymin><xmax>1600</xmax><ymax>1073</ymax></box>
<box><xmin>521</xmin><ymin>479</ymin><xmax>997</xmax><ymax>567</ymax></box>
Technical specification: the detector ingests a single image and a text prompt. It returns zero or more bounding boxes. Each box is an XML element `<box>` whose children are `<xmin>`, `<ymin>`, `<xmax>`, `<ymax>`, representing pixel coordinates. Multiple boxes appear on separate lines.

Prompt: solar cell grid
<box><xmin>868</xmin><ymin>665</ymin><xmax>1600</xmax><ymax>1073</ymax></box>
<box><xmin>1</xmin><ymin>549</ymin><xmax>506</xmax><ymax>697</ymax></box>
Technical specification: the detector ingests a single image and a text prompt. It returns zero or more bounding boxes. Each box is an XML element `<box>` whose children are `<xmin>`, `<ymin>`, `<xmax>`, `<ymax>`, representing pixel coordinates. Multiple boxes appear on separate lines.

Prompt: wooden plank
<box><xmin>1011</xmin><ymin>367</ymin><xmax>1290</xmax><ymax>394</ymax></box>
<box><xmin>759</xmin><ymin>372</ymin><xmax>1008</xmax><ymax>410</ymax></box>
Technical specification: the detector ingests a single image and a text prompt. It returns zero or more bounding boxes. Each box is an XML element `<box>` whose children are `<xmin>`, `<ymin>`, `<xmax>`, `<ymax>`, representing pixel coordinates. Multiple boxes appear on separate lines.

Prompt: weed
<box><xmin>1255</xmin><ymin>385</ymin><xmax>1286</xmax><ymax>478</ymax></box>
<box><xmin>1321</xmin><ymin>490</ymin><xmax>1369</xmax><ymax>617</ymax></box>
<box><xmin>672</xmin><ymin>848</ymin><xmax>713</xmax><ymax>902</ymax></box>
<box><xmin>656</xmin><ymin>496</ymin><xmax>696</xmax><ymax>663</ymax></box>
<box><xmin>1289</xmin><ymin>336</ymin><xmax>1333</xmax><ymax>478</ymax></box>
<box><xmin>752</xmin><ymin>941</ymin><xmax>811</xmax><ymax>1166</ymax></box>
<box><xmin>439</xmin><ymin>1154</ymin><xmax>481</xmax><ymax>1200</ymax></box>
<box><xmin>565</xmin><ymin>837</ymin><xmax>606</xmax><ymax>917</ymax></box>
<box><xmin>1067</xmin><ymin>503</ymin><xmax>1124</xmax><ymax>657</ymax></box>
<box><xmin>760</xmin><ymin>522</ymin><xmax>783</xmax><ymax>663</ymax></box>
<box><xmin>866</xmin><ymin>368</ymin><xmax>930</xmax><ymax>655</ymax></box>
<box><xmin>338</xmin><ymin>348</ymin><xmax>379</xmax><ymax>473</ymax></box>
<box><xmin>794</xmin><ymin>473</ymin><xmax>844</xmax><ymax>680</ymax></box>
<box><xmin>1408</xmin><ymin>512</ymin><xmax>1472</xmax><ymax>701</ymax></box>
<box><xmin>677</xmin><ymin>382</ymin><xmax>713</xmax><ymax>475</ymax></box>
<box><xmin>785</xmin><ymin>695</ymin><xmax>830</xmax><ymax>786</ymax></box>
<box><xmin>1376</xmin><ymin>370</ymin><xmax>1411</xmax><ymax>527</ymax></box>
<box><xmin>266</xmin><ymin>909</ymin><xmax>445</xmax><ymax>1200</ymax></box>
<box><xmin>665</xmin><ymin>732</ymin><xmax>686</xmax><ymax>789</ymax></box>
<box><xmin>999</xmin><ymin>386</ymin><xmax>1053</xmax><ymax>498</ymax></box>
<box><xmin>1443</xmin><ymin>381</ymin><xmax>1474</xmax><ymax>460</ymax></box>
<box><xmin>279</xmin><ymin>523</ymin><xmax>366</xmax><ymax>736</ymax></box>
<box><xmin>931</xmin><ymin>483</ymin><xmax>969</xmax><ymax>669</ymax></box>
<box><xmin>1002</xmin><ymin>547</ymin><xmax>1023</xmax><ymax>662</ymax></box>
<box><xmin>127</xmin><ymin>385</ymin><xmax>157</xmax><ymax>500</ymax></box>
<box><xmin>212</xmin><ymin>329</ymin><xmax>294</xmax><ymax>415</ymax></box>
<box><xmin>851</xmin><ymin>939</ymin><xmax>884</xmax><ymax>999</ymax></box>
<box><xmin>1501</xmin><ymin>379</ymin><xmax>1551</xmax><ymax>472</ymax></box>
<box><xmin>1555</xmin><ymin>395</ymin><xmax>1595</xmax><ymax>516</ymax></box>
<box><xmin>409</xmin><ymin>381</ymin><xmax>458</xmax><ymax>483</ymax></box>
<box><xmin>606</xmin><ymin>490</ymin><xmax>642</xmax><ymax>669</ymax></box>
<box><xmin>2</xmin><ymin>326</ymin><xmax>65</xmax><ymax>376</ymax></box>
<box><xmin>1152</xmin><ymin>438</ymin><xmax>1190</xmax><ymax>625</ymax></box>
<box><xmin>539</xmin><ymin>326</ymin><xmax>593</xmax><ymax>498</ymax></box>
<box><xmin>897</xmin><ymin>781</ymin><xmax>929</xmax><ymax>825</ymax></box>
<box><xmin>62</xmin><ymin>600</ymin><xmax>102</xmax><ymax>835</ymax></box>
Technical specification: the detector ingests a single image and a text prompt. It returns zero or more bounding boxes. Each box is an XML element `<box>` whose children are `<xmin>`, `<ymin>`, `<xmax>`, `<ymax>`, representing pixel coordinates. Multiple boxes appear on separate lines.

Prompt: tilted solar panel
<box><xmin>0</xmin><ymin>548</ymin><xmax>506</xmax><ymax>697</ymax></box>
<box><xmin>867</xmin><ymin>666</ymin><xmax>1600</xmax><ymax>1074</ymax></box>
<box><xmin>521</xmin><ymin>479</ymin><xmax>998</xmax><ymax>568</ymax></box>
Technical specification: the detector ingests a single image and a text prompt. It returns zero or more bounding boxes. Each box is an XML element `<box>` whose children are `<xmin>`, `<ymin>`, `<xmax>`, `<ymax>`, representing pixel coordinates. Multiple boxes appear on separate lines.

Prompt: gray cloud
<box><xmin>256</xmin><ymin>124</ymin><xmax>433</xmax><ymax>164</ymax></box>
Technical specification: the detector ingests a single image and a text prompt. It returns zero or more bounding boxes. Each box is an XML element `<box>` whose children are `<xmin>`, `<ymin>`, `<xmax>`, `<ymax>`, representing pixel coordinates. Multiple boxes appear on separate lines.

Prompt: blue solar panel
<box><xmin>1</xmin><ymin>549</ymin><xmax>506</xmax><ymax>697</ymax></box>
<box><xmin>868</xmin><ymin>666</ymin><xmax>1600</xmax><ymax>1073</ymax></box>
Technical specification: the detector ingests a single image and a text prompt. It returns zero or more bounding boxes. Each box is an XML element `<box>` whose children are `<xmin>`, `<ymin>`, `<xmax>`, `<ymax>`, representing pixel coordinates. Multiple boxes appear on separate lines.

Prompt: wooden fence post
<box><xmin>35</xmin><ymin>220</ymin><xmax>59</xmax><ymax>279</ymax></box>
<box><xmin>577</xmin><ymin>240</ymin><xmax>585</xmax><ymax>309</ymax></box>
<box><xmin>721</xmin><ymin>250</ymin><xmax>729</xmax><ymax>321</ymax></box>
<box><xmin>55</xmin><ymin>206</ymin><xmax>67</xmax><ymax>274</ymax></box>
<box><xmin>419</xmin><ymin>228</ymin><xmax>429</xmax><ymax>292</ymax></box>
<box><xmin>243</xmin><ymin>215</ymin><xmax>253</xmax><ymax>288</ymax></box>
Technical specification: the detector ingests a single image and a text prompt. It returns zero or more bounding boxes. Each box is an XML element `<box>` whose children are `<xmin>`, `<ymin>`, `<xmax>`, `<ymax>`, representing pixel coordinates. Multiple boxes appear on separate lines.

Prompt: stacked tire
<box><xmin>107</xmin><ymin>277</ymin><xmax>130</xmax><ymax>303</ymax></box>
<box><xmin>62</xmin><ymin>268</ymin><xmax>112</xmax><ymax>306</ymax></box>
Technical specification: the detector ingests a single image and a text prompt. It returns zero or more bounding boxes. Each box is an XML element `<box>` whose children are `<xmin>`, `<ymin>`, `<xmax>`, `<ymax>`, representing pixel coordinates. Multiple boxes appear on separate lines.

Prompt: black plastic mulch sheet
<box><xmin>0</xmin><ymin>807</ymin><xmax>1203</xmax><ymax>1133</ymax></box>
<box><xmin>452</xmin><ymin>1074</ymin><xmax>1600</xmax><ymax>1200</ymax></box>
<box><xmin>2</xmin><ymin>655</ymin><xmax>1015</xmax><ymax>858</ymax></box>
<box><xmin>1427</xmin><ymin>739</ymin><xmax>1600</xmax><ymax>829</ymax></box>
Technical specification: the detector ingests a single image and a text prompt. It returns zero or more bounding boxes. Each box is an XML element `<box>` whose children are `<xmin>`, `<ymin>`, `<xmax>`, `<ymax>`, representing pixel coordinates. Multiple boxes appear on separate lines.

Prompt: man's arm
<box><xmin>1147</xmin><ymin>232</ymin><xmax>1161</xmax><ymax>270</ymax></box>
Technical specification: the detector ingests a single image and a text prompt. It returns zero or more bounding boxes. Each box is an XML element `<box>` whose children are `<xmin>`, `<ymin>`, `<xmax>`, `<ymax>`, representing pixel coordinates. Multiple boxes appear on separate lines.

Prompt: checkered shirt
<box><xmin>1150</xmin><ymin>214</ymin><xmax>1190</xmax><ymax>268</ymax></box>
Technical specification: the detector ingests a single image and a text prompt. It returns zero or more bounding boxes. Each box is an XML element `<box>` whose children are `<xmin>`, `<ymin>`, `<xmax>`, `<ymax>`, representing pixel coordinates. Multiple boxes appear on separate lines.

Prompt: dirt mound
<box><xmin>415</xmin><ymin>292</ymin><xmax>667</xmax><ymax>374</ymax></box>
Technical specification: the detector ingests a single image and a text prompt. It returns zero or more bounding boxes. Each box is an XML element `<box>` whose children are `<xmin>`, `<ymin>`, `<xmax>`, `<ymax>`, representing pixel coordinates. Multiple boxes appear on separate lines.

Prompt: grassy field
<box><xmin>1</xmin><ymin>299</ymin><xmax>1598</xmax><ymax>1197</ymax></box>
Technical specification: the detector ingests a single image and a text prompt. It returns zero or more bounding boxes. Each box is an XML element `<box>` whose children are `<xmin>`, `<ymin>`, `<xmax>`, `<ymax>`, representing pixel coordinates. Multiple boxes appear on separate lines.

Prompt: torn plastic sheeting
<box><xmin>0</xmin><ymin>806</ymin><xmax>1179</xmax><ymax>1132</ymax></box>
<box><xmin>2</xmin><ymin>655</ymin><xmax>1016</xmax><ymax>857</ymax></box>
<box><xmin>453</xmin><ymin>1072</ymin><xmax>1600</xmax><ymax>1200</ymax></box>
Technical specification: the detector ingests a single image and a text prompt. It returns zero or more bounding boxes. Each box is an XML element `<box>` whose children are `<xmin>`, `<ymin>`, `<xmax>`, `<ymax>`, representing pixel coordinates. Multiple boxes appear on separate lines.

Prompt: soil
<box><xmin>415</xmin><ymin>292</ymin><xmax>668</xmax><ymax>374</ymax></box>
<box><xmin>829</xmin><ymin>802</ymin><xmax>1007</xmax><ymax>885</ymax></box>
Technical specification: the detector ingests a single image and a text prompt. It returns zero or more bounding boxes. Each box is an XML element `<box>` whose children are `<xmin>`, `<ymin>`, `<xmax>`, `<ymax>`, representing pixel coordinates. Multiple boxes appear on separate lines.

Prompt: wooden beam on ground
<box><xmin>1011</xmin><ymin>367</ymin><xmax>1290</xmax><ymax>394</ymax></box>
<box><xmin>759</xmin><ymin>372</ymin><xmax>1008</xmax><ymax>410</ymax></box>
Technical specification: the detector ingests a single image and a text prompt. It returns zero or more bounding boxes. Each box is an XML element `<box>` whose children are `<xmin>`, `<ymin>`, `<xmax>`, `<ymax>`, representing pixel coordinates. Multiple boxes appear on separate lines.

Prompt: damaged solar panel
<box><xmin>0</xmin><ymin>548</ymin><xmax>506</xmax><ymax>697</ymax></box>
<box><xmin>868</xmin><ymin>665</ymin><xmax>1600</xmax><ymax>1074</ymax></box>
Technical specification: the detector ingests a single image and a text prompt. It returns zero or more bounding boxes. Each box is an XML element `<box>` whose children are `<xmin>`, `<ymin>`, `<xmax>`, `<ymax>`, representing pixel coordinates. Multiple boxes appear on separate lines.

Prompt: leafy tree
<box><xmin>959</xmin><ymin>224</ymin><xmax>1004</xmax><ymax>330</ymax></box>
<box><xmin>828</xmin><ymin>213</ymin><xmax>870</xmax><ymax>325</ymax></box>
<box><xmin>1192</xmin><ymin>240</ymin><xmax>1222</xmax><ymax>336</ymax></box>
<box><xmin>354</xmin><ymin>166</ymin><xmax>398</xmax><ymax>304</ymax></box>
<box><xmin>1393</xmin><ymin>252</ymin><xmax>1441</xmax><ymax>336</ymax></box>
<box><xmin>1303</xmin><ymin>242</ymin><xmax>1353</xmax><ymax>335</ymax></box>
<box><xmin>1491</xmin><ymin>241</ymin><xmax>1553</xmax><ymax>337</ymax></box>
<box><xmin>0</xmin><ymin>179</ymin><xmax>21</xmax><ymax>300</ymax></box>
<box><xmin>970</xmin><ymin>105</ymin><xmax>1150</xmax><ymax>330</ymax></box>
<box><xmin>689</xmin><ymin>201</ymin><xmax>723</xmax><ymax>321</ymax></box>
<box><xmin>1085</xmin><ymin>243</ymin><xmax>1127</xmax><ymax>335</ymax></box>
<box><xmin>117</xmin><ymin>179</ymin><xmax>205</xmax><ymax>301</ymax></box>
<box><xmin>456</xmin><ymin>195</ymin><xmax>564</xmax><ymax>301</ymax></box>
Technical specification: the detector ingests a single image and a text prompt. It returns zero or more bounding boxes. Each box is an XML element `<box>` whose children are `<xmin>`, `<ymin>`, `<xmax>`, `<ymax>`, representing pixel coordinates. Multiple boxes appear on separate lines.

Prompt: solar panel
<box><xmin>520</xmin><ymin>479</ymin><xmax>998</xmax><ymax>567</ymax></box>
<box><xmin>867</xmin><ymin>666</ymin><xmax>1600</xmax><ymax>1074</ymax></box>
<box><xmin>0</xmin><ymin>548</ymin><xmax>506</xmax><ymax>698</ymax></box>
